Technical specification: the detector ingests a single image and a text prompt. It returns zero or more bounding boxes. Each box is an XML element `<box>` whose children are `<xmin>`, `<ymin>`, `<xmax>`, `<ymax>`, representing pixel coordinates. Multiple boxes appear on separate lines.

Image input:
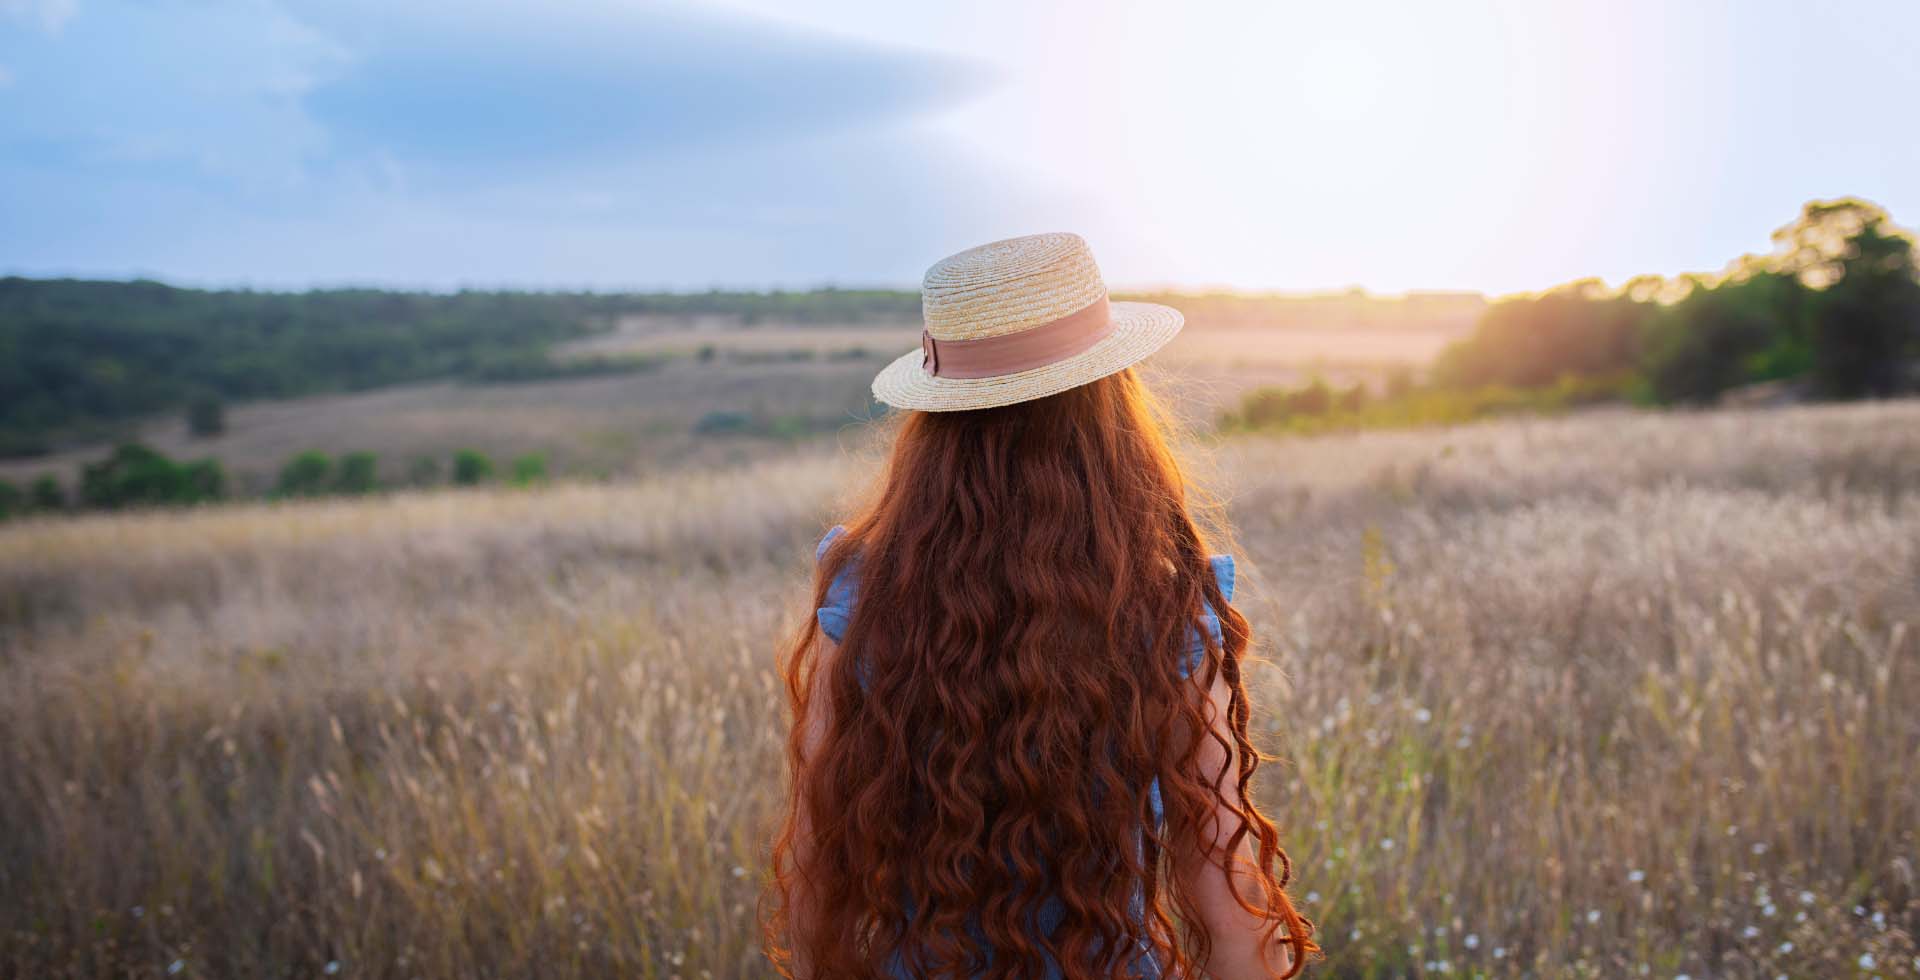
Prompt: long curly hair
<box><xmin>765</xmin><ymin>368</ymin><xmax>1315</xmax><ymax>978</ymax></box>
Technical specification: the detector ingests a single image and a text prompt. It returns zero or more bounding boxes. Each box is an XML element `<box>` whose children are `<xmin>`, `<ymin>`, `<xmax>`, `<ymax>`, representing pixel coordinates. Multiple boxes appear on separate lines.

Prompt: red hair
<box><xmin>765</xmin><ymin>369</ymin><xmax>1315</xmax><ymax>978</ymax></box>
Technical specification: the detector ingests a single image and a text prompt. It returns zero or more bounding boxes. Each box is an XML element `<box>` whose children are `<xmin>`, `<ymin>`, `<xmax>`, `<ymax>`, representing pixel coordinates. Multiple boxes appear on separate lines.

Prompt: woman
<box><xmin>766</xmin><ymin>234</ymin><xmax>1316</xmax><ymax>979</ymax></box>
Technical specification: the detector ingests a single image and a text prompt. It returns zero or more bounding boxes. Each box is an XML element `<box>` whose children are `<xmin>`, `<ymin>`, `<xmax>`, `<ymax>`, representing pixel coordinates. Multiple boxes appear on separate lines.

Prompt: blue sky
<box><xmin>2</xmin><ymin>0</ymin><xmax>1918</xmax><ymax>294</ymax></box>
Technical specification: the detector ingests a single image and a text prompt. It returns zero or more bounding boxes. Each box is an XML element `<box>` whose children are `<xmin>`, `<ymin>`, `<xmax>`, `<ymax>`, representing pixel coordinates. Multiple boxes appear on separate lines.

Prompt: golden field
<box><xmin>2</xmin><ymin>398</ymin><xmax>1918</xmax><ymax>978</ymax></box>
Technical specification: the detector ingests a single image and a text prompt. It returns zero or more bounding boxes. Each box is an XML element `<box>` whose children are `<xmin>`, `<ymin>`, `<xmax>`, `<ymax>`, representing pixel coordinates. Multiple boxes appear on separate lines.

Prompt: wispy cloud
<box><xmin>0</xmin><ymin>0</ymin><xmax>1023</xmax><ymax>286</ymax></box>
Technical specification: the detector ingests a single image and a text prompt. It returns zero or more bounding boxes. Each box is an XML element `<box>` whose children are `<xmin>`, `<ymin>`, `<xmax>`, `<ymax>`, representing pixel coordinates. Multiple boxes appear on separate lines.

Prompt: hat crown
<box><xmin>921</xmin><ymin>233</ymin><xmax>1109</xmax><ymax>342</ymax></box>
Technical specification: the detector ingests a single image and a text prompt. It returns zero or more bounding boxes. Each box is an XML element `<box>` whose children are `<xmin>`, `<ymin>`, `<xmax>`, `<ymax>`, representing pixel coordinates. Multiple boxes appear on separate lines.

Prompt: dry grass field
<box><xmin>3</xmin><ymin>399</ymin><xmax>1918</xmax><ymax>978</ymax></box>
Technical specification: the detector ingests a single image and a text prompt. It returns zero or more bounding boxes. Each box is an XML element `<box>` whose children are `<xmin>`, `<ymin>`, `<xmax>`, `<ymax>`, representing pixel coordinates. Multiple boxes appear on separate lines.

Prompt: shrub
<box><xmin>334</xmin><ymin>452</ymin><xmax>379</xmax><ymax>495</ymax></box>
<box><xmin>276</xmin><ymin>451</ymin><xmax>332</xmax><ymax>498</ymax></box>
<box><xmin>452</xmin><ymin>450</ymin><xmax>494</xmax><ymax>486</ymax></box>
<box><xmin>510</xmin><ymin>453</ymin><xmax>549</xmax><ymax>487</ymax></box>
<box><xmin>78</xmin><ymin>443</ymin><xmax>226</xmax><ymax>509</ymax></box>
<box><xmin>0</xmin><ymin>480</ymin><xmax>20</xmax><ymax>520</ymax></box>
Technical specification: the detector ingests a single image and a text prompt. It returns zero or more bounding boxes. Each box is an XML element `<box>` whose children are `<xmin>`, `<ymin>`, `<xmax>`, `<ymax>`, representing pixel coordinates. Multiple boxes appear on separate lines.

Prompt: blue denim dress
<box><xmin>812</xmin><ymin>526</ymin><xmax>1236</xmax><ymax>978</ymax></box>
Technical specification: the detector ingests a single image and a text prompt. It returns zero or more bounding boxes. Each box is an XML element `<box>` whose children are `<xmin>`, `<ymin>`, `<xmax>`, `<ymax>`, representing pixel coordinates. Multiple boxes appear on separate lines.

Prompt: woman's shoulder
<box><xmin>1186</xmin><ymin>553</ymin><xmax>1236</xmax><ymax>677</ymax></box>
<box><xmin>814</xmin><ymin>525</ymin><xmax>858</xmax><ymax>643</ymax></box>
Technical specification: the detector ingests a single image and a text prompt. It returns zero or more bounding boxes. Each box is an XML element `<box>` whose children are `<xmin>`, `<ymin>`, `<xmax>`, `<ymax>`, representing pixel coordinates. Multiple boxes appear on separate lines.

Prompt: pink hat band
<box><xmin>920</xmin><ymin>295</ymin><xmax>1115</xmax><ymax>380</ymax></box>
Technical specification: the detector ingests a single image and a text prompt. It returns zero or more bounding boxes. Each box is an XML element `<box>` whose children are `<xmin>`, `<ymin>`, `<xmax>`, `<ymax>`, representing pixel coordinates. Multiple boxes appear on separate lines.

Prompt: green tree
<box><xmin>509</xmin><ymin>453</ymin><xmax>549</xmax><ymax>487</ymax></box>
<box><xmin>334</xmin><ymin>452</ymin><xmax>379</xmax><ymax>495</ymax></box>
<box><xmin>452</xmin><ymin>449</ymin><xmax>493</xmax><ymax>486</ymax></box>
<box><xmin>276</xmin><ymin>451</ymin><xmax>332</xmax><ymax>497</ymax></box>
<box><xmin>1641</xmin><ymin>273</ymin><xmax>1809</xmax><ymax>404</ymax></box>
<box><xmin>1434</xmin><ymin>281</ymin><xmax>1650</xmax><ymax>390</ymax></box>
<box><xmin>1767</xmin><ymin>200</ymin><xmax>1920</xmax><ymax>398</ymax></box>
<box><xmin>187</xmin><ymin>394</ymin><xmax>226</xmax><ymax>438</ymax></box>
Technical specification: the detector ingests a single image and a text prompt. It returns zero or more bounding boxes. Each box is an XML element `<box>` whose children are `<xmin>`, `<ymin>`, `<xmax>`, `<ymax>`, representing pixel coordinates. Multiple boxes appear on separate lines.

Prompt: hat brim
<box><xmin>870</xmin><ymin>301</ymin><xmax>1184</xmax><ymax>412</ymax></box>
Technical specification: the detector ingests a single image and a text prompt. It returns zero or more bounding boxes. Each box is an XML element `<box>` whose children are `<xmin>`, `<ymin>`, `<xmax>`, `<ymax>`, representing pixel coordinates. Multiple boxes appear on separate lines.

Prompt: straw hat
<box><xmin>871</xmin><ymin>233</ymin><xmax>1183</xmax><ymax>411</ymax></box>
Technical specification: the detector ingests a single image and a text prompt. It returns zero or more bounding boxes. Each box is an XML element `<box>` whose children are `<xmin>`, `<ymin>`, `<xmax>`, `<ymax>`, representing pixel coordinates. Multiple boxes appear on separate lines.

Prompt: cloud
<box><xmin>0</xmin><ymin>0</ymin><xmax>1030</xmax><ymax>286</ymax></box>
<box><xmin>293</xmin><ymin>1</ymin><xmax>983</xmax><ymax>179</ymax></box>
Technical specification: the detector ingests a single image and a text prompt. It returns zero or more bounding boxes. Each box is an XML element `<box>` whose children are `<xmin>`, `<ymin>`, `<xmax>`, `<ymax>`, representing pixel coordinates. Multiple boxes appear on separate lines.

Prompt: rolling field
<box><xmin>0</xmin><ymin>306</ymin><xmax>1469</xmax><ymax>495</ymax></box>
<box><xmin>3</xmin><ymin>399</ymin><xmax>1918</xmax><ymax>977</ymax></box>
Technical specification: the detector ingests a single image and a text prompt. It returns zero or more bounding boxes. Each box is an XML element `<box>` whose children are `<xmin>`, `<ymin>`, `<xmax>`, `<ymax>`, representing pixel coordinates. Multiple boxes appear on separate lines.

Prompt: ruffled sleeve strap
<box><xmin>1183</xmin><ymin>554</ymin><xmax>1237</xmax><ymax>677</ymax></box>
<box><xmin>814</xmin><ymin>525</ymin><xmax>858</xmax><ymax>643</ymax></box>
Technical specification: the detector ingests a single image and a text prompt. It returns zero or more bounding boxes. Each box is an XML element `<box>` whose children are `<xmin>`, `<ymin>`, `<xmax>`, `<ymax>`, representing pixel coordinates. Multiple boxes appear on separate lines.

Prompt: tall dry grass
<box><xmin>1</xmin><ymin>400</ymin><xmax>1917</xmax><ymax>978</ymax></box>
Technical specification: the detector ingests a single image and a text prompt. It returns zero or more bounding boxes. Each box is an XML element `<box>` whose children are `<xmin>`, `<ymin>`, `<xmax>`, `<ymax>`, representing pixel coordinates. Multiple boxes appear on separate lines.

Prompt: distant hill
<box><xmin>0</xmin><ymin>277</ymin><xmax>1486</xmax><ymax>460</ymax></box>
<box><xmin>0</xmin><ymin>278</ymin><xmax>922</xmax><ymax>458</ymax></box>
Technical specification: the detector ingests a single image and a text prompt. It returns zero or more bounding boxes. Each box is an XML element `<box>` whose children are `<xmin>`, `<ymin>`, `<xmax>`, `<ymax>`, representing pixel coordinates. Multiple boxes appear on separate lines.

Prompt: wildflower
<box><xmin>1871</xmin><ymin>910</ymin><xmax>1885</xmax><ymax>929</ymax></box>
<box><xmin>1742</xmin><ymin>926</ymin><xmax>1760</xmax><ymax>939</ymax></box>
<box><xmin>730</xmin><ymin>866</ymin><xmax>748</xmax><ymax>878</ymax></box>
<box><xmin>131</xmin><ymin>906</ymin><xmax>144</xmax><ymax>918</ymax></box>
<box><xmin>1414</xmin><ymin>708</ymin><xmax>1432</xmax><ymax>724</ymax></box>
<box><xmin>1493</xmin><ymin>947</ymin><xmax>1506</xmax><ymax>959</ymax></box>
<box><xmin>1778</xmin><ymin>942</ymin><xmax>1793</xmax><ymax>954</ymax></box>
<box><xmin>1586</xmin><ymin>909</ymin><xmax>1600</xmax><ymax>924</ymax></box>
<box><xmin>167</xmin><ymin>962</ymin><xmax>185</xmax><ymax>976</ymax></box>
<box><xmin>1798</xmin><ymin>890</ymin><xmax>1814</xmax><ymax>905</ymax></box>
<box><xmin>1751</xmin><ymin>842</ymin><xmax>1767</xmax><ymax>856</ymax></box>
<box><xmin>1628</xmin><ymin>869</ymin><xmax>1646</xmax><ymax>883</ymax></box>
<box><xmin>1761</xmin><ymin>903</ymin><xmax>1776</xmax><ymax>918</ymax></box>
<box><xmin>324</xmin><ymin>963</ymin><xmax>341</xmax><ymax>975</ymax></box>
<box><xmin>1381</xmin><ymin>838</ymin><xmax>1395</xmax><ymax>851</ymax></box>
<box><xmin>1464</xmin><ymin>934</ymin><xmax>1479</xmax><ymax>950</ymax></box>
<box><xmin>1305</xmin><ymin>891</ymin><xmax>1320</xmax><ymax>904</ymax></box>
<box><xmin>1858</xmin><ymin>953</ymin><xmax>1875</xmax><ymax>970</ymax></box>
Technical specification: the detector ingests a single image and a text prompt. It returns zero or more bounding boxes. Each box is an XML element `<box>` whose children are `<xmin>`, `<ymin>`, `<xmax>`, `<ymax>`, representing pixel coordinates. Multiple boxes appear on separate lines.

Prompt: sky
<box><xmin>2</xmin><ymin>0</ymin><xmax>1917</xmax><ymax>295</ymax></box>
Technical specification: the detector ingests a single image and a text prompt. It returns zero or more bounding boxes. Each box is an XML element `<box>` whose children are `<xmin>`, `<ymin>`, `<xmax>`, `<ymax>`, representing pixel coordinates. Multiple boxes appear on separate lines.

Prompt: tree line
<box><xmin>0</xmin><ymin>281</ymin><xmax>921</xmax><ymax>460</ymax></box>
<box><xmin>1229</xmin><ymin>198</ymin><xmax>1920</xmax><ymax>431</ymax></box>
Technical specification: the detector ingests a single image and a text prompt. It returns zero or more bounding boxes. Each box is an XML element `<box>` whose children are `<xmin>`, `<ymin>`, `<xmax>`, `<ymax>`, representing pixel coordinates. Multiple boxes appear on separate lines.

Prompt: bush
<box><xmin>78</xmin><ymin>443</ymin><xmax>226</xmax><ymax>509</ymax></box>
<box><xmin>0</xmin><ymin>480</ymin><xmax>20</xmax><ymax>520</ymax></box>
<box><xmin>509</xmin><ymin>453</ymin><xmax>549</xmax><ymax>487</ymax></box>
<box><xmin>334</xmin><ymin>452</ymin><xmax>379</xmax><ymax>495</ymax></box>
<box><xmin>452</xmin><ymin>450</ymin><xmax>493</xmax><ymax>486</ymax></box>
<box><xmin>276</xmin><ymin>451</ymin><xmax>332</xmax><ymax>498</ymax></box>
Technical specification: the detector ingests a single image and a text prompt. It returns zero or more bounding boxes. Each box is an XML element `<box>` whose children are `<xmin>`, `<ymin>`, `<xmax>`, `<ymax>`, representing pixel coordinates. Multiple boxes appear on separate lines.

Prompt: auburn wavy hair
<box><xmin>764</xmin><ymin>368</ymin><xmax>1315</xmax><ymax>978</ymax></box>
